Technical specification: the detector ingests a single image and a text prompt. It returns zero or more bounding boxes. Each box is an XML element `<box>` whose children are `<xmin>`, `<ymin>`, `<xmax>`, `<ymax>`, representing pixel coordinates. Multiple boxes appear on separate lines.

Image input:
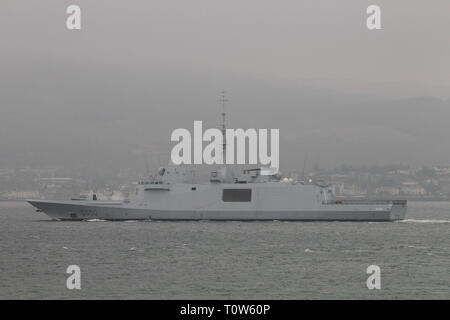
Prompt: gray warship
<box><xmin>28</xmin><ymin>99</ymin><xmax>407</xmax><ymax>222</ymax></box>
<box><xmin>28</xmin><ymin>167</ymin><xmax>406</xmax><ymax>221</ymax></box>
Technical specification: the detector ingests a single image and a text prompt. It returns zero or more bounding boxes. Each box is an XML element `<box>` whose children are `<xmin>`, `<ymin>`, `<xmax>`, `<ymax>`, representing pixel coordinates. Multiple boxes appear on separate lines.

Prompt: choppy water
<box><xmin>0</xmin><ymin>201</ymin><xmax>449</xmax><ymax>299</ymax></box>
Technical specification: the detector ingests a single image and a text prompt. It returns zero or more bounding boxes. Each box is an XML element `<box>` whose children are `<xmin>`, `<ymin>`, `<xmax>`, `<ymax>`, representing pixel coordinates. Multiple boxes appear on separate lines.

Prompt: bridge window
<box><xmin>222</xmin><ymin>189</ymin><xmax>252</xmax><ymax>202</ymax></box>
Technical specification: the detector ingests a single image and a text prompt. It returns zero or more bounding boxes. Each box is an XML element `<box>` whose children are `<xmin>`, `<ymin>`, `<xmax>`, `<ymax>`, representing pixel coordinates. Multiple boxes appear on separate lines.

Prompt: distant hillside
<box><xmin>1</xmin><ymin>59</ymin><xmax>450</xmax><ymax>176</ymax></box>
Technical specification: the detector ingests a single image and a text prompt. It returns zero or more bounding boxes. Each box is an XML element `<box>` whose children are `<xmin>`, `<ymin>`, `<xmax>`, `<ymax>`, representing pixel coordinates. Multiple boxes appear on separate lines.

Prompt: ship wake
<box><xmin>399</xmin><ymin>219</ymin><xmax>450</xmax><ymax>224</ymax></box>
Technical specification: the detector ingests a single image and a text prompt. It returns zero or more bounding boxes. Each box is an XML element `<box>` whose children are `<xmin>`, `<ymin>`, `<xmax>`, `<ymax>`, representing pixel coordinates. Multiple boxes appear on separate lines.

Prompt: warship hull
<box><xmin>29</xmin><ymin>200</ymin><xmax>406</xmax><ymax>221</ymax></box>
<box><xmin>28</xmin><ymin>182</ymin><xmax>406</xmax><ymax>221</ymax></box>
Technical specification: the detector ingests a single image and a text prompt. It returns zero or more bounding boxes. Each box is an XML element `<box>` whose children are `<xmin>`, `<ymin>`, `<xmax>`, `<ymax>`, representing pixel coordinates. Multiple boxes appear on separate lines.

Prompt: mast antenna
<box><xmin>302</xmin><ymin>153</ymin><xmax>308</xmax><ymax>182</ymax></box>
<box><xmin>219</xmin><ymin>90</ymin><xmax>228</xmax><ymax>157</ymax></box>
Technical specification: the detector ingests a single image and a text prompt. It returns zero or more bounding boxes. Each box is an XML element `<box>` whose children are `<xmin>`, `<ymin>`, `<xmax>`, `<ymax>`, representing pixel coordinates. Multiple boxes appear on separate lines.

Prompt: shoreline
<box><xmin>3</xmin><ymin>198</ymin><xmax>450</xmax><ymax>203</ymax></box>
<box><xmin>339</xmin><ymin>197</ymin><xmax>450</xmax><ymax>202</ymax></box>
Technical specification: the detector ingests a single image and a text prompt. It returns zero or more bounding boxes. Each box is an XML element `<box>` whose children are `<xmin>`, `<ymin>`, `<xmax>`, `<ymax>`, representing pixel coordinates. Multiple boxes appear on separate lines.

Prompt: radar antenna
<box><xmin>219</xmin><ymin>90</ymin><xmax>228</xmax><ymax>158</ymax></box>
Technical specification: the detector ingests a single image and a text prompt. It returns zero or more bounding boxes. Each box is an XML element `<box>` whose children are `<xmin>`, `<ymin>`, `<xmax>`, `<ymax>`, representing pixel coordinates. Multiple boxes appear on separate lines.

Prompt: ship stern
<box><xmin>389</xmin><ymin>200</ymin><xmax>407</xmax><ymax>221</ymax></box>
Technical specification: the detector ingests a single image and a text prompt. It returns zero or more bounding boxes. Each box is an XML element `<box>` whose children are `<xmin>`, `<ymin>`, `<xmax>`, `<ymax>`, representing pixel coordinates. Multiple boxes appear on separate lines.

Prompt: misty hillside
<box><xmin>1</xmin><ymin>59</ymin><xmax>450</xmax><ymax>176</ymax></box>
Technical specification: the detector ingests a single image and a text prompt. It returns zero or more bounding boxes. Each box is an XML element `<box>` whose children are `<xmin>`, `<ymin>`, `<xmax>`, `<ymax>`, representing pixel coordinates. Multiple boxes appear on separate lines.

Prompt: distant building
<box><xmin>36</xmin><ymin>177</ymin><xmax>82</xmax><ymax>200</ymax></box>
<box><xmin>340</xmin><ymin>183</ymin><xmax>366</xmax><ymax>196</ymax></box>
<box><xmin>376</xmin><ymin>186</ymin><xmax>400</xmax><ymax>196</ymax></box>
<box><xmin>401</xmin><ymin>181</ymin><xmax>426</xmax><ymax>196</ymax></box>
<box><xmin>438</xmin><ymin>177</ymin><xmax>450</xmax><ymax>194</ymax></box>
<box><xmin>2</xmin><ymin>191</ymin><xmax>40</xmax><ymax>200</ymax></box>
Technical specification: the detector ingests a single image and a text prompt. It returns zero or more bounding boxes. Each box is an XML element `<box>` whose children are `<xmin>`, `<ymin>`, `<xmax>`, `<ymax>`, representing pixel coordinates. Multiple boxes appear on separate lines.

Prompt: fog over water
<box><xmin>1</xmin><ymin>1</ymin><xmax>450</xmax><ymax>176</ymax></box>
<box><xmin>1</xmin><ymin>1</ymin><xmax>450</xmax><ymax>301</ymax></box>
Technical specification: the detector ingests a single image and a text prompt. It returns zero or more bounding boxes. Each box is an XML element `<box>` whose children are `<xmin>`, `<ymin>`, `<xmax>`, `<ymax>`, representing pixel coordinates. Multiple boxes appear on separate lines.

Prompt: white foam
<box><xmin>86</xmin><ymin>219</ymin><xmax>107</xmax><ymax>222</ymax></box>
<box><xmin>407</xmin><ymin>245</ymin><xmax>429</xmax><ymax>249</ymax></box>
<box><xmin>399</xmin><ymin>219</ymin><xmax>450</xmax><ymax>224</ymax></box>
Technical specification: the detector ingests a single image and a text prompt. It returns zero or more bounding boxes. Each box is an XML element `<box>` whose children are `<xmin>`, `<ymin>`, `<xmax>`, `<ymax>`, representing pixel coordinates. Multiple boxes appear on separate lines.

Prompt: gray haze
<box><xmin>1</xmin><ymin>1</ymin><xmax>450</xmax><ymax>177</ymax></box>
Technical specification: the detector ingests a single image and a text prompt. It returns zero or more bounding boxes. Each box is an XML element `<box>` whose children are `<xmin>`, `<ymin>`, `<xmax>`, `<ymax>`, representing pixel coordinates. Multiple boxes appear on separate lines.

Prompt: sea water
<box><xmin>0</xmin><ymin>201</ymin><xmax>448</xmax><ymax>299</ymax></box>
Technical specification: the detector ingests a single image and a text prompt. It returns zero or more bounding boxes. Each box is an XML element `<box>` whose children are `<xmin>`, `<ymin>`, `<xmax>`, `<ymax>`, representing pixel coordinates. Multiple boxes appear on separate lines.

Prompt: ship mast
<box><xmin>220</xmin><ymin>90</ymin><xmax>228</xmax><ymax>161</ymax></box>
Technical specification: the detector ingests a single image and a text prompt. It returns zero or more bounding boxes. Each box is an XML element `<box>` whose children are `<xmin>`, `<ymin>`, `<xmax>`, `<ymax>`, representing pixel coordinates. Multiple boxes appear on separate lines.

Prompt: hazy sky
<box><xmin>1</xmin><ymin>1</ymin><xmax>450</xmax><ymax>174</ymax></box>
<box><xmin>1</xmin><ymin>0</ymin><xmax>450</xmax><ymax>96</ymax></box>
